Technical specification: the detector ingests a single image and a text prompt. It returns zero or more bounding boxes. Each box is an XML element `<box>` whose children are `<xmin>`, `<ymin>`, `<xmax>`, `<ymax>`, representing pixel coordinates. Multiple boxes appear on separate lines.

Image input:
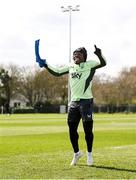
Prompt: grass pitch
<box><xmin>0</xmin><ymin>113</ymin><xmax>136</xmax><ymax>179</ymax></box>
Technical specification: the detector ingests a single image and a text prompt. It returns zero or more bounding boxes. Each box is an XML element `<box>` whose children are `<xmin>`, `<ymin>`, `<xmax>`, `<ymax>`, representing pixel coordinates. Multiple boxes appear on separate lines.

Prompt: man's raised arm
<box><xmin>93</xmin><ymin>45</ymin><xmax>106</xmax><ymax>69</ymax></box>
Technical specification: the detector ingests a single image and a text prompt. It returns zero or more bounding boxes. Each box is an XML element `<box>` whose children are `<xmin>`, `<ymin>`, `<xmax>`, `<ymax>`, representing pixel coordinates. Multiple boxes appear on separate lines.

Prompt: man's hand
<box><xmin>37</xmin><ymin>58</ymin><xmax>46</xmax><ymax>68</ymax></box>
<box><xmin>94</xmin><ymin>45</ymin><xmax>102</xmax><ymax>57</ymax></box>
<box><xmin>93</xmin><ymin>44</ymin><xmax>106</xmax><ymax>69</ymax></box>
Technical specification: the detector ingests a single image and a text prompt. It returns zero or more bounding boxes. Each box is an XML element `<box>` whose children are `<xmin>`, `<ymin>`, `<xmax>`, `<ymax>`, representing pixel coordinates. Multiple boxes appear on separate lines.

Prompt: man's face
<box><xmin>73</xmin><ymin>51</ymin><xmax>85</xmax><ymax>64</ymax></box>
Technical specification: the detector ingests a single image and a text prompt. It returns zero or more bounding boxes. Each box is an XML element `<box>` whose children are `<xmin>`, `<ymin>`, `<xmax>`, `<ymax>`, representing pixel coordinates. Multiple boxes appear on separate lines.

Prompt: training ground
<box><xmin>0</xmin><ymin>113</ymin><xmax>136</xmax><ymax>179</ymax></box>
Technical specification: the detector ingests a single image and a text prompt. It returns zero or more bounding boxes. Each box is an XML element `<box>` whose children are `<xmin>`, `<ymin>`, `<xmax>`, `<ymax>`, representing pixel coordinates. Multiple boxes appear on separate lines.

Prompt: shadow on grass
<box><xmin>79</xmin><ymin>164</ymin><xmax>136</xmax><ymax>173</ymax></box>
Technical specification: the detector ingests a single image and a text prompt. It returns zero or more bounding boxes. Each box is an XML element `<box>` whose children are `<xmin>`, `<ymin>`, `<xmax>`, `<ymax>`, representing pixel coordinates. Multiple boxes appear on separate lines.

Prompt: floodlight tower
<box><xmin>61</xmin><ymin>5</ymin><xmax>80</xmax><ymax>104</ymax></box>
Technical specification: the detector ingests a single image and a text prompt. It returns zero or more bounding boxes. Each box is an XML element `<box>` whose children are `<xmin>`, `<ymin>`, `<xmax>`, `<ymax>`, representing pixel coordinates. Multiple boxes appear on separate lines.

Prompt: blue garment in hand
<box><xmin>35</xmin><ymin>39</ymin><xmax>46</xmax><ymax>68</ymax></box>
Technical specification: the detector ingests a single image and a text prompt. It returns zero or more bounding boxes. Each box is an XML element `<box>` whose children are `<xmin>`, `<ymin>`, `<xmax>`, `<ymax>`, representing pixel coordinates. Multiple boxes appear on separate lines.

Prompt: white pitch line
<box><xmin>111</xmin><ymin>144</ymin><xmax>136</xmax><ymax>149</ymax></box>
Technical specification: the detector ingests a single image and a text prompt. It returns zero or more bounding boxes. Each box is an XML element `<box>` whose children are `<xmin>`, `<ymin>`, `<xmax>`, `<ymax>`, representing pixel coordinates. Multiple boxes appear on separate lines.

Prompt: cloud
<box><xmin>0</xmin><ymin>0</ymin><xmax>136</xmax><ymax>77</ymax></box>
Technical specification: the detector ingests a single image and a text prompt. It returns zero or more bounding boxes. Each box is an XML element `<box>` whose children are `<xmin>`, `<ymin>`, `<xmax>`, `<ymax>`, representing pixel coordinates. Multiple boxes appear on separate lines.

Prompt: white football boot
<box><xmin>87</xmin><ymin>152</ymin><xmax>93</xmax><ymax>166</ymax></box>
<box><xmin>70</xmin><ymin>151</ymin><xmax>84</xmax><ymax>166</ymax></box>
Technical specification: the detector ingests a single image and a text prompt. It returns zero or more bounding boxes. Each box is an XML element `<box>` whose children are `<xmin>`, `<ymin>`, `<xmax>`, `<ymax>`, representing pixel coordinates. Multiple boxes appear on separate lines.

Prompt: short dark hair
<box><xmin>73</xmin><ymin>47</ymin><xmax>87</xmax><ymax>61</ymax></box>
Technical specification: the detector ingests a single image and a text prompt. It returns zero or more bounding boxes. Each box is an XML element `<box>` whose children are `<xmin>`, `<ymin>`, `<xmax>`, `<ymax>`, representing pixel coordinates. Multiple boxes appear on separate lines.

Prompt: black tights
<box><xmin>68</xmin><ymin>120</ymin><xmax>94</xmax><ymax>153</ymax></box>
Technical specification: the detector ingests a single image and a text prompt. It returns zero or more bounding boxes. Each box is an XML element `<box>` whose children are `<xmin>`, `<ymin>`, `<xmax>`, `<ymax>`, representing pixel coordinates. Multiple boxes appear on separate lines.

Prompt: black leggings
<box><xmin>67</xmin><ymin>99</ymin><xmax>94</xmax><ymax>153</ymax></box>
<box><xmin>68</xmin><ymin>120</ymin><xmax>93</xmax><ymax>153</ymax></box>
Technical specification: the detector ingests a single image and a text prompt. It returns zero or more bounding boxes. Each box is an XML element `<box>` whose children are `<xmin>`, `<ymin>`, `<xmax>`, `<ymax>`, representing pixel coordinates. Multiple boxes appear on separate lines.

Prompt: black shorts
<box><xmin>68</xmin><ymin>98</ymin><xmax>93</xmax><ymax>123</ymax></box>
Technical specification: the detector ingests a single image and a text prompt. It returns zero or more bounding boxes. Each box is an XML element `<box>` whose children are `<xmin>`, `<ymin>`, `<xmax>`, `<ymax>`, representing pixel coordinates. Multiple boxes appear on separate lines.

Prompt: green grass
<box><xmin>0</xmin><ymin>113</ymin><xmax>136</xmax><ymax>179</ymax></box>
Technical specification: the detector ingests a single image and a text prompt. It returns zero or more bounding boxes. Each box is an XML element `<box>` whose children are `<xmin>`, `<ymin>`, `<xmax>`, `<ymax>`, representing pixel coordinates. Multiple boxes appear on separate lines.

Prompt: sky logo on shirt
<box><xmin>71</xmin><ymin>72</ymin><xmax>82</xmax><ymax>79</ymax></box>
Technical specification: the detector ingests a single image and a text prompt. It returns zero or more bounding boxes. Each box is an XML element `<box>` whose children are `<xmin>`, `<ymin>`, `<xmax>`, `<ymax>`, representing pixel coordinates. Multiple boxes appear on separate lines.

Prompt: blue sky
<box><xmin>0</xmin><ymin>0</ymin><xmax>136</xmax><ymax>77</ymax></box>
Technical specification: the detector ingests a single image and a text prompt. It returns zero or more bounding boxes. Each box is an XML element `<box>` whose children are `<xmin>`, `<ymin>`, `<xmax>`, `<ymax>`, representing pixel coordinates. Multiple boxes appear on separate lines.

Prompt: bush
<box><xmin>12</xmin><ymin>107</ymin><xmax>35</xmax><ymax>114</ymax></box>
<box><xmin>34</xmin><ymin>101</ymin><xmax>60</xmax><ymax>113</ymax></box>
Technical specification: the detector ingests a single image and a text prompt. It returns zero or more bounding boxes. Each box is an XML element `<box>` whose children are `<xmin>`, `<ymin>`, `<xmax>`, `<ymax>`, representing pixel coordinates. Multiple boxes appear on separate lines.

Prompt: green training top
<box><xmin>46</xmin><ymin>60</ymin><xmax>100</xmax><ymax>101</ymax></box>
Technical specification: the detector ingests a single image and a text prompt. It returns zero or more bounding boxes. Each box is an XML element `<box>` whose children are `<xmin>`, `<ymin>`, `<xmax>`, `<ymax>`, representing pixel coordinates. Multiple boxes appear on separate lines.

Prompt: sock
<box><xmin>88</xmin><ymin>152</ymin><xmax>92</xmax><ymax>156</ymax></box>
<box><xmin>75</xmin><ymin>151</ymin><xmax>80</xmax><ymax>155</ymax></box>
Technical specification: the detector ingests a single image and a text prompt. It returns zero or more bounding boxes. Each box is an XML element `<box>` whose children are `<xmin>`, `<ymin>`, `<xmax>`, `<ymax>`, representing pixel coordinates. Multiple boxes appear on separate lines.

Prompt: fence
<box><xmin>1</xmin><ymin>104</ymin><xmax>136</xmax><ymax>114</ymax></box>
<box><xmin>94</xmin><ymin>104</ymin><xmax>136</xmax><ymax>113</ymax></box>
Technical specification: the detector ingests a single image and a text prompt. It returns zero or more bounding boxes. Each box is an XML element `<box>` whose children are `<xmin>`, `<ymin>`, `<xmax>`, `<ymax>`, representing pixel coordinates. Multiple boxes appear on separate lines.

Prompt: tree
<box><xmin>33</xmin><ymin>69</ymin><xmax>68</xmax><ymax>104</ymax></box>
<box><xmin>0</xmin><ymin>68</ymin><xmax>11</xmax><ymax>113</ymax></box>
<box><xmin>93</xmin><ymin>74</ymin><xmax>116</xmax><ymax>104</ymax></box>
<box><xmin>116</xmin><ymin>66</ymin><xmax>136</xmax><ymax>104</ymax></box>
<box><xmin>20</xmin><ymin>66</ymin><xmax>68</xmax><ymax>106</ymax></box>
